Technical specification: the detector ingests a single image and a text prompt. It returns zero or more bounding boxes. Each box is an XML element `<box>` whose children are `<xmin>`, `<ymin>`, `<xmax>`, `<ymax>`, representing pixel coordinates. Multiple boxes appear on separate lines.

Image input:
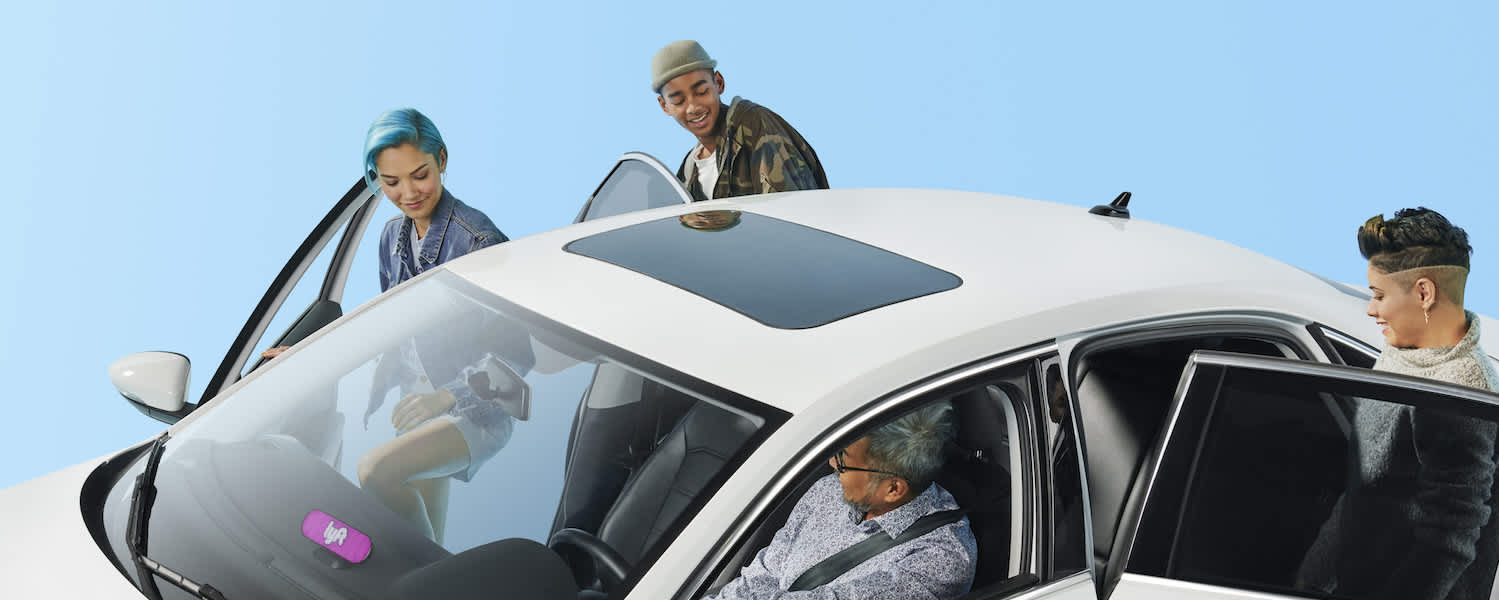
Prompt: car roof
<box><xmin>443</xmin><ymin>188</ymin><xmax>1392</xmax><ymax>414</ymax></box>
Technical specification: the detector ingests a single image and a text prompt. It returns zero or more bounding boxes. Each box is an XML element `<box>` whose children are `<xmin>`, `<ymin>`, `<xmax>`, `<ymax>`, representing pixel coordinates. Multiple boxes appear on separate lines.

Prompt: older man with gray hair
<box><xmin>707</xmin><ymin>402</ymin><xmax>976</xmax><ymax>600</ymax></box>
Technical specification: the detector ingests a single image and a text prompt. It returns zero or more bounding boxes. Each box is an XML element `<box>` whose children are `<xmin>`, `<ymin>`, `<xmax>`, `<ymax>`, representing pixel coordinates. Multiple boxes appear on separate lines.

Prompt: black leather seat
<box><xmin>553</xmin><ymin>398</ymin><xmax>758</xmax><ymax>593</ymax></box>
<box><xmin>938</xmin><ymin>386</ymin><xmax>1016</xmax><ymax>589</ymax></box>
<box><xmin>1074</xmin><ymin>360</ymin><xmax>1166</xmax><ymax>569</ymax></box>
<box><xmin>596</xmin><ymin>401</ymin><xmax>759</xmax><ymax>565</ymax></box>
<box><xmin>551</xmin><ymin>368</ymin><xmax>697</xmax><ymax>537</ymax></box>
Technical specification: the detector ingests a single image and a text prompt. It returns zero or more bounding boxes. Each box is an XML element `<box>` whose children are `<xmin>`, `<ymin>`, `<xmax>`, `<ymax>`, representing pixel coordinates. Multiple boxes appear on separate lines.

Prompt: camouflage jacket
<box><xmin>676</xmin><ymin>96</ymin><xmax>828</xmax><ymax>201</ymax></box>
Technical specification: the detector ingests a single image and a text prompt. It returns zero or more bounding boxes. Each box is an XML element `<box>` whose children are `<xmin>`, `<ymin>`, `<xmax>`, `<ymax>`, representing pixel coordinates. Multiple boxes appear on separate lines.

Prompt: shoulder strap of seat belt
<box><xmin>787</xmin><ymin>509</ymin><xmax>966</xmax><ymax>592</ymax></box>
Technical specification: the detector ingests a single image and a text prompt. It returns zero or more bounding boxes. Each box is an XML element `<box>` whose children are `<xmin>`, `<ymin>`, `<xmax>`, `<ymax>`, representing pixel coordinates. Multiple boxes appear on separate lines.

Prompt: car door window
<box><xmin>1315</xmin><ymin>325</ymin><xmax>1380</xmax><ymax>369</ymax></box>
<box><xmin>200</xmin><ymin>178</ymin><xmax>379</xmax><ymax>402</ymax></box>
<box><xmin>239</xmin><ymin>228</ymin><xmax>342</xmax><ymax>378</ymax></box>
<box><xmin>1127</xmin><ymin>351</ymin><xmax>1499</xmax><ymax>600</ymax></box>
<box><xmin>698</xmin><ymin>357</ymin><xmax>1046</xmax><ymax>599</ymax></box>
<box><xmin>575</xmin><ymin>152</ymin><xmax>691</xmax><ymax>223</ymax></box>
<box><xmin>1070</xmin><ymin>332</ymin><xmax>1298</xmax><ymax>580</ymax></box>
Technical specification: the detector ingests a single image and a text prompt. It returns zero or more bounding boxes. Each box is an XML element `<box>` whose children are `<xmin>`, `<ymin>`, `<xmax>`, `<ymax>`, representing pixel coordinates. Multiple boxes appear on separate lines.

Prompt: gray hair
<box><xmin>865</xmin><ymin>401</ymin><xmax>955</xmax><ymax>495</ymax></box>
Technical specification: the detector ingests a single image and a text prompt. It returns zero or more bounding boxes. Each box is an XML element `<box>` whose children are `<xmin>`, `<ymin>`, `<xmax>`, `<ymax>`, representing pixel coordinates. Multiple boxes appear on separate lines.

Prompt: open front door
<box><xmin>198</xmin><ymin>177</ymin><xmax>381</xmax><ymax>407</ymax></box>
<box><xmin>1107</xmin><ymin>351</ymin><xmax>1499</xmax><ymax>600</ymax></box>
<box><xmin>575</xmin><ymin>152</ymin><xmax>691</xmax><ymax>223</ymax></box>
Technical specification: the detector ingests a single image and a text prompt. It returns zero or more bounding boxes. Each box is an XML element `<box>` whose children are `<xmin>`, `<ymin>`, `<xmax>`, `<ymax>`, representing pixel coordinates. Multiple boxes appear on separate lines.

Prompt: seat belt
<box><xmin>788</xmin><ymin>509</ymin><xmax>966</xmax><ymax>592</ymax></box>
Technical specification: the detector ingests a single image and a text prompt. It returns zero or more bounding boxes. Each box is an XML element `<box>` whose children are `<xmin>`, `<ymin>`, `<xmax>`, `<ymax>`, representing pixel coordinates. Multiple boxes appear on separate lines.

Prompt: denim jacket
<box><xmin>366</xmin><ymin>189</ymin><xmax>531</xmax><ymax>439</ymax></box>
<box><xmin>378</xmin><ymin>189</ymin><xmax>508</xmax><ymax>292</ymax></box>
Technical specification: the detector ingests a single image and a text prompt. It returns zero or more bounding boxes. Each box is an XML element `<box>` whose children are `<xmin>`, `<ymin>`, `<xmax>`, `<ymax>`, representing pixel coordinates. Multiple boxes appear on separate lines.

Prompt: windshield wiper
<box><xmin>125</xmin><ymin>433</ymin><xmax>229</xmax><ymax>600</ymax></box>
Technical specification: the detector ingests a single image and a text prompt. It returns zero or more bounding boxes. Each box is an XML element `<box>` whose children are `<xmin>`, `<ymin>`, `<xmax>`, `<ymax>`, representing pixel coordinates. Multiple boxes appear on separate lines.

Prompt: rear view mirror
<box><xmin>467</xmin><ymin>354</ymin><xmax>532</xmax><ymax>421</ymax></box>
<box><xmin>110</xmin><ymin>351</ymin><xmax>193</xmax><ymax>424</ymax></box>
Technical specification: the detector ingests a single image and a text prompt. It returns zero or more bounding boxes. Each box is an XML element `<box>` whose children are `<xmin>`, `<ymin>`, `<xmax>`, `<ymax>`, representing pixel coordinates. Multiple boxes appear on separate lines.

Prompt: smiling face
<box><xmin>375</xmin><ymin>143</ymin><xmax>446</xmax><ymax>228</ymax></box>
<box><xmin>658</xmin><ymin>69</ymin><xmax>725</xmax><ymax>146</ymax></box>
<box><xmin>1366</xmin><ymin>264</ymin><xmax>1429</xmax><ymax>348</ymax></box>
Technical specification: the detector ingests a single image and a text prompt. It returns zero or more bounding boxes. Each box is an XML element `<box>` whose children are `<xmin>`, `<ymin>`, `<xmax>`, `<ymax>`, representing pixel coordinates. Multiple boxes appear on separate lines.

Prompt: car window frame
<box><xmin>1058</xmin><ymin>315</ymin><xmax>1319</xmax><ymax>598</ymax></box>
<box><xmin>1308</xmin><ymin>323</ymin><xmax>1381</xmax><ymax>368</ymax></box>
<box><xmin>574</xmin><ymin>152</ymin><xmax>692</xmax><ymax>224</ymax></box>
<box><xmin>1120</xmin><ymin>350</ymin><xmax>1499</xmax><ymax>598</ymax></box>
<box><xmin>1037</xmin><ymin>355</ymin><xmax>1088</xmax><ymax>582</ymax></box>
<box><xmin>675</xmin><ymin>342</ymin><xmax>1060</xmax><ymax>600</ymax></box>
<box><xmin>199</xmin><ymin>177</ymin><xmax>380</xmax><ymax>407</ymax></box>
<box><xmin>990</xmin><ymin>382</ymin><xmax>1036</xmax><ymax>579</ymax></box>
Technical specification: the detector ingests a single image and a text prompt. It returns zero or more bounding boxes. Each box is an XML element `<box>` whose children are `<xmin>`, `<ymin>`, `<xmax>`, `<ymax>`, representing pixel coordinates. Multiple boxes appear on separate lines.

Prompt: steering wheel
<box><xmin>548</xmin><ymin>528</ymin><xmax>631</xmax><ymax>593</ymax></box>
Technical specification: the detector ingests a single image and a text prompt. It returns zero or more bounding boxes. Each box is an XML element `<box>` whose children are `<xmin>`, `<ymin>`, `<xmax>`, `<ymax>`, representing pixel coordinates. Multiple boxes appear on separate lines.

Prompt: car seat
<box><xmin>595</xmin><ymin>401</ymin><xmax>758</xmax><ymax>563</ymax></box>
<box><xmin>550</xmin><ymin>365</ymin><xmax>697</xmax><ymax>537</ymax></box>
<box><xmin>553</xmin><ymin>397</ymin><xmax>757</xmax><ymax>593</ymax></box>
<box><xmin>939</xmin><ymin>386</ymin><xmax>1018</xmax><ymax>589</ymax></box>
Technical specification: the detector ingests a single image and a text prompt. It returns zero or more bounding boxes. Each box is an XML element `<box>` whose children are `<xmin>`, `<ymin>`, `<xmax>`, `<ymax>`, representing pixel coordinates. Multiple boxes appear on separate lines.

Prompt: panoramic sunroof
<box><xmin>564</xmin><ymin>210</ymin><xmax>962</xmax><ymax>329</ymax></box>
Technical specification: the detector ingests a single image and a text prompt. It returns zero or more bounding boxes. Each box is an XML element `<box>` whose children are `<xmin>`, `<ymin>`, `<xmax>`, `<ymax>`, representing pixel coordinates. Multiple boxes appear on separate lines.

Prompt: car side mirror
<box><xmin>110</xmin><ymin>351</ymin><xmax>194</xmax><ymax>424</ymax></box>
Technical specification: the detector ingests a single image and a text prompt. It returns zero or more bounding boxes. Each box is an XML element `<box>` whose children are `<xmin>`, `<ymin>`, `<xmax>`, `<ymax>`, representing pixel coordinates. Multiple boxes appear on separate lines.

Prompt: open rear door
<box><xmin>1106</xmin><ymin>351</ymin><xmax>1499</xmax><ymax>600</ymax></box>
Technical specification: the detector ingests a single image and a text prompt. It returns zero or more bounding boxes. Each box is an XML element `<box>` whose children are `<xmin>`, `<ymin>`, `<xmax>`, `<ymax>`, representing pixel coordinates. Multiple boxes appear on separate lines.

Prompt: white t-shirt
<box><xmin>693</xmin><ymin>145</ymin><xmax>720</xmax><ymax>196</ymax></box>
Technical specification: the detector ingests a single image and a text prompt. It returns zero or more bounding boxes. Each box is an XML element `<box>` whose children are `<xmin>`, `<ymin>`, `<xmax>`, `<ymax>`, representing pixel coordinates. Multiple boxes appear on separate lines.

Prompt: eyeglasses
<box><xmin>832</xmin><ymin>448</ymin><xmax>901</xmax><ymax>478</ymax></box>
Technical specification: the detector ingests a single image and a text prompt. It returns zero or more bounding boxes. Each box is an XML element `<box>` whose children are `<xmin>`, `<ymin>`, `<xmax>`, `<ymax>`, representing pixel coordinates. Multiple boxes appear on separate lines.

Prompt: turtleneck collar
<box><xmin>1381</xmin><ymin>310</ymin><xmax>1481</xmax><ymax>371</ymax></box>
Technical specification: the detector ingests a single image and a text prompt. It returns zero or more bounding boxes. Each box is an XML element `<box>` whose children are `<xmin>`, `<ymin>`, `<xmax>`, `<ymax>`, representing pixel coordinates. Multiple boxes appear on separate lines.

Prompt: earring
<box><xmin>1425</xmin><ymin>309</ymin><xmax>1430</xmax><ymax>325</ymax></box>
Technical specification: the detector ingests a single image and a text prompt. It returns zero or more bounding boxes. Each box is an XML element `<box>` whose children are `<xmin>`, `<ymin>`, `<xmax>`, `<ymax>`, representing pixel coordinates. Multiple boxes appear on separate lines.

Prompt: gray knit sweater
<box><xmin>1340</xmin><ymin>312</ymin><xmax>1499</xmax><ymax>600</ymax></box>
<box><xmin>1372</xmin><ymin>312</ymin><xmax>1499</xmax><ymax>393</ymax></box>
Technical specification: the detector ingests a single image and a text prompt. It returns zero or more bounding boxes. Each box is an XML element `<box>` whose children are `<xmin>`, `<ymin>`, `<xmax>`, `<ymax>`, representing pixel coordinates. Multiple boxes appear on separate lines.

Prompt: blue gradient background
<box><xmin>0</xmin><ymin>1</ymin><xmax>1493</xmax><ymax>489</ymax></box>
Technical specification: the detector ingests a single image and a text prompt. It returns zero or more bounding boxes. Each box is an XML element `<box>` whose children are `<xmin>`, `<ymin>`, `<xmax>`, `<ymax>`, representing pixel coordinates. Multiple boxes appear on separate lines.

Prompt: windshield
<box><xmin>99</xmin><ymin>270</ymin><xmax>777</xmax><ymax>599</ymax></box>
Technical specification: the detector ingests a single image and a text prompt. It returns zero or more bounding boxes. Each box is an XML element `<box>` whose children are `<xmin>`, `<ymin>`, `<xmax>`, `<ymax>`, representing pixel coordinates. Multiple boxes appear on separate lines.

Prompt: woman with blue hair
<box><xmin>363</xmin><ymin>107</ymin><xmax>508</xmax><ymax>290</ymax></box>
<box><xmin>352</xmin><ymin>108</ymin><xmax>520</xmax><ymax>544</ymax></box>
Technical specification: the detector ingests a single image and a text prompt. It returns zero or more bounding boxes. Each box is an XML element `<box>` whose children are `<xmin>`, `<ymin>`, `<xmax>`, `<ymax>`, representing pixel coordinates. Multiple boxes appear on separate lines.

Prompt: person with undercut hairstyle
<box><xmin>1301</xmin><ymin>207</ymin><xmax>1499</xmax><ymax>600</ymax></box>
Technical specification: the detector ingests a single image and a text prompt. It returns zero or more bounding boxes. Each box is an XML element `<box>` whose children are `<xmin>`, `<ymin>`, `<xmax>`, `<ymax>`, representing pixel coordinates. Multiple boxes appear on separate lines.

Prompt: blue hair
<box><xmin>363</xmin><ymin>108</ymin><xmax>447</xmax><ymax>191</ymax></box>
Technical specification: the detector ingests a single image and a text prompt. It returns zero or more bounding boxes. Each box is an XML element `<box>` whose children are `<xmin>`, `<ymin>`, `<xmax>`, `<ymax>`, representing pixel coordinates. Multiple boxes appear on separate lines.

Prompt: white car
<box><xmin>3</xmin><ymin>153</ymin><xmax>1497</xmax><ymax>600</ymax></box>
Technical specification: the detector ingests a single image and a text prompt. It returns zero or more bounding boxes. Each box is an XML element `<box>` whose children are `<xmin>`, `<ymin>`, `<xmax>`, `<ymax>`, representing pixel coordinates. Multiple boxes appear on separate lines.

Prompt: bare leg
<box><xmin>357</xmin><ymin>419</ymin><xmax>470</xmax><ymax>542</ymax></box>
<box><xmin>410</xmin><ymin>477</ymin><xmax>451</xmax><ymax>544</ymax></box>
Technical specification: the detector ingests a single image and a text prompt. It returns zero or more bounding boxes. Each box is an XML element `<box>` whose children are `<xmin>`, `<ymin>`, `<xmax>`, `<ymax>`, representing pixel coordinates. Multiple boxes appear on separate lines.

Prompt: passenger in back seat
<box><xmin>706</xmin><ymin>402</ymin><xmax>976</xmax><ymax>600</ymax></box>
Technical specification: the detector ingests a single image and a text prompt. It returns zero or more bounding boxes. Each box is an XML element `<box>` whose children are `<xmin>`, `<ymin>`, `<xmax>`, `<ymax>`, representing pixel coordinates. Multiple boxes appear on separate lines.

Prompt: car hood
<box><xmin>0</xmin><ymin>459</ymin><xmax>144</xmax><ymax>598</ymax></box>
